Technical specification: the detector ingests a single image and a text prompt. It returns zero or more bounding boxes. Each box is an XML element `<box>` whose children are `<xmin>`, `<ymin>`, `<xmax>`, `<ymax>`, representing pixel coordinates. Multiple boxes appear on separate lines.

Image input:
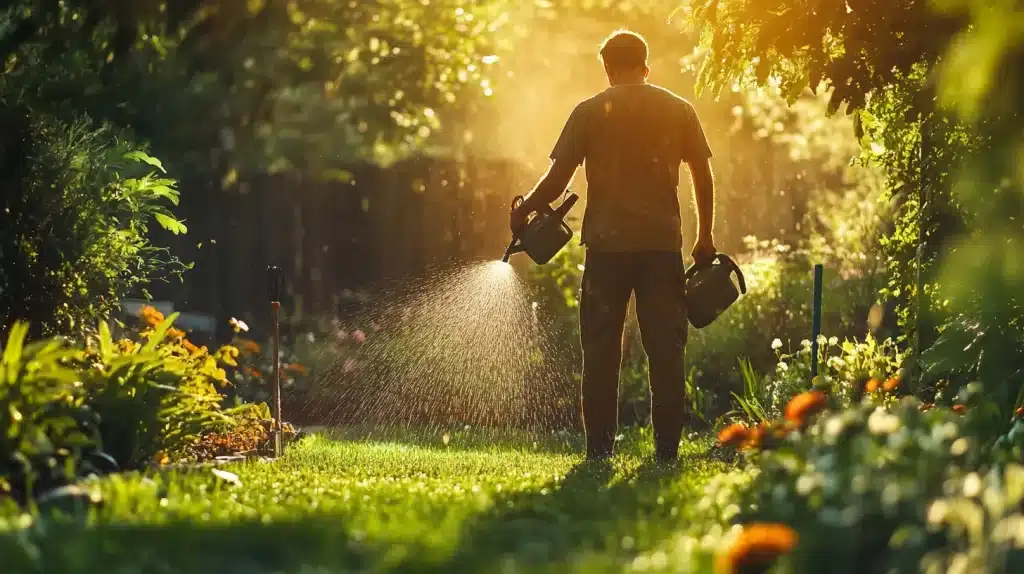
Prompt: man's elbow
<box><xmin>543</xmin><ymin>161</ymin><xmax>577</xmax><ymax>191</ymax></box>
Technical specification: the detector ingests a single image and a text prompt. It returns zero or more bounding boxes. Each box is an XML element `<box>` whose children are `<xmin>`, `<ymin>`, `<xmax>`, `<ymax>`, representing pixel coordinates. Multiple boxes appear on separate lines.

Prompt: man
<box><xmin>510</xmin><ymin>30</ymin><xmax>716</xmax><ymax>463</ymax></box>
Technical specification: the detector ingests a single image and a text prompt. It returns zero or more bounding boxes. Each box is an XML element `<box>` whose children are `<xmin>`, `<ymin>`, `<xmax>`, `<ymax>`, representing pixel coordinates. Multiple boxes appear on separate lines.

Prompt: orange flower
<box><xmin>953</xmin><ymin>404</ymin><xmax>967</xmax><ymax>415</ymax></box>
<box><xmin>167</xmin><ymin>327</ymin><xmax>186</xmax><ymax>339</ymax></box>
<box><xmin>919</xmin><ymin>402</ymin><xmax>936</xmax><ymax>412</ymax></box>
<box><xmin>717</xmin><ymin>523</ymin><xmax>798</xmax><ymax>574</ymax></box>
<box><xmin>246</xmin><ymin>367</ymin><xmax>263</xmax><ymax>378</ymax></box>
<box><xmin>1015</xmin><ymin>405</ymin><xmax>1024</xmax><ymax>418</ymax></box>
<box><xmin>139</xmin><ymin>305</ymin><xmax>165</xmax><ymax>327</ymax></box>
<box><xmin>741</xmin><ymin>423</ymin><xmax>768</xmax><ymax>451</ymax></box>
<box><xmin>883</xmin><ymin>377</ymin><xmax>900</xmax><ymax>392</ymax></box>
<box><xmin>182</xmin><ymin>339</ymin><xmax>201</xmax><ymax>355</ymax></box>
<box><xmin>864</xmin><ymin>378</ymin><xmax>881</xmax><ymax>393</ymax></box>
<box><xmin>785</xmin><ymin>391</ymin><xmax>828</xmax><ymax>424</ymax></box>
<box><xmin>287</xmin><ymin>363</ymin><xmax>308</xmax><ymax>376</ymax></box>
<box><xmin>237</xmin><ymin>339</ymin><xmax>262</xmax><ymax>355</ymax></box>
<box><xmin>717</xmin><ymin>423</ymin><xmax>750</xmax><ymax>447</ymax></box>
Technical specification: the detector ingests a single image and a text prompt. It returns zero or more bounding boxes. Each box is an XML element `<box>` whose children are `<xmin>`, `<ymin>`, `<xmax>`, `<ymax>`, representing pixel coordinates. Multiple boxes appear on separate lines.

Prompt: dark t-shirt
<box><xmin>549</xmin><ymin>83</ymin><xmax>713</xmax><ymax>252</ymax></box>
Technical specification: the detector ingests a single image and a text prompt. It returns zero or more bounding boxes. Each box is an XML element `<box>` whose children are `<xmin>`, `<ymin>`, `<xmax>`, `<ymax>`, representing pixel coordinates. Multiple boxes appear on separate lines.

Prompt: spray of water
<box><xmin>300</xmin><ymin>259</ymin><xmax>577</xmax><ymax>434</ymax></box>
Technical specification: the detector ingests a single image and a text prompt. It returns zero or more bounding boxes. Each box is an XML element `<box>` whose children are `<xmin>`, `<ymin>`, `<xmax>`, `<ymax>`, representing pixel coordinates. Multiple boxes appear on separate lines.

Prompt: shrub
<box><xmin>1</xmin><ymin>305</ymin><xmax>250</xmax><ymax>504</ymax></box>
<box><xmin>747</xmin><ymin>334</ymin><xmax>905</xmax><ymax>419</ymax></box>
<box><xmin>0</xmin><ymin>106</ymin><xmax>188</xmax><ymax>340</ymax></box>
<box><xmin>80</xmin><ymin>311</ymin><xmax>233</xmax><ymax>467</ymax></box>
<box><xmin>0</xmin><ymin>323</ymin><xmax>104</xmax><ymax>503</ymax></box>
<box><xmin>713</xmin><ymin>382</ymin><xmax>1024</xmax><ymax>574</ymax></box>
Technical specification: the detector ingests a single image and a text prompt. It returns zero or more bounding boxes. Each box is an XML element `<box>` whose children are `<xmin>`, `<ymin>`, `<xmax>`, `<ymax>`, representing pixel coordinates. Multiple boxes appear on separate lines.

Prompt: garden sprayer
<box><xmin>501</xmin><ymin>189</ymin><xmax>579</xmax><ymax>265</ymax></box>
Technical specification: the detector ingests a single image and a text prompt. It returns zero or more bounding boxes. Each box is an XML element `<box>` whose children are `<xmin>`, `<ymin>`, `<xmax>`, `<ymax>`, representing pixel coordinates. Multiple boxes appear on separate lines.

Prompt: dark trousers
<box><xmin>579</xmin><ymin>250</ymin><xmax>689</xmax><ymax>460</ymax></box>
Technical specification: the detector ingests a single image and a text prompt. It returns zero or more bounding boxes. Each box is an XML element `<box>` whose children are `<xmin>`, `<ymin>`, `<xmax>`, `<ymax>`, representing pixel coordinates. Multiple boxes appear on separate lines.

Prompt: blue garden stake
<box><xmin>810</xmin><ymin>264</ymin><xmax>824</xmax><ymax>379</ymax></box>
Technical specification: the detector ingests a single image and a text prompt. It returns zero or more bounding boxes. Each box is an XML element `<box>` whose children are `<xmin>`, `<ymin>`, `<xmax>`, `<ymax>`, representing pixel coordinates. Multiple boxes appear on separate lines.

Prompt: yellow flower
<box><xmin>717</xmin><ymin>523</ymin><xmax>799</xmax><ymax>574</ymax></box>
<box><xmin>154</xmin><ymin>451</ymin><xmax>170</xmax><ymax>466</ymax></box>
<box><xmin>216</xmin><ymin>345</ymin><xmax>240</xmax><ymax>367</ymax></box>
<box><xmin>117</xmin><ymin>339</ymin><xmax>138</xmax><ymax>354</ymax></box>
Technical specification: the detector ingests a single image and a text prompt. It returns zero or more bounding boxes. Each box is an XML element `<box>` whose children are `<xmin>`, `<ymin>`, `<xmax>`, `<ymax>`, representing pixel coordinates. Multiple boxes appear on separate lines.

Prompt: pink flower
<box><xmin>352</xmin><ymin>330</ymin><xmax>367</xmax><ymax>344</ymax></box>
<box><xmin>336</xmin><ymin>330</ymin><xmax>348</xmax><ymax>341</ymax></box>
<box><xmin>343</xmin><ymin>358</ymin><xmax>358</xmax><ymax>373</ymax></box>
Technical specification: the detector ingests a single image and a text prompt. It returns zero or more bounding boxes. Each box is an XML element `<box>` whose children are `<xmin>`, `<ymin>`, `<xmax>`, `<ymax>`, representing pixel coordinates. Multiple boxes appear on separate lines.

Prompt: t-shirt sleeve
<box><xmin>680</xmin><ymin>101</ymin><xmax>713</xmax><ymax>163</ymax></box>
<box><xmin>548</xmin><ymin>104</ymin><xmax>587</xmax><ymax>167</ymax></box>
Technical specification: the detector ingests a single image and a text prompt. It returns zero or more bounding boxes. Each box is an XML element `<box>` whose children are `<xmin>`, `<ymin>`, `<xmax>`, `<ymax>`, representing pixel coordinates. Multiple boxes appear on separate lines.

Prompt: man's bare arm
<box><xmin>688</xmin><ymin>158</ymin><xmax>715</xmax><ymax>240</ymax></box>
<box><xmin>520</xmin><ymin>159</ymin><xmax>578</xmax><ymax>213</ymax></box>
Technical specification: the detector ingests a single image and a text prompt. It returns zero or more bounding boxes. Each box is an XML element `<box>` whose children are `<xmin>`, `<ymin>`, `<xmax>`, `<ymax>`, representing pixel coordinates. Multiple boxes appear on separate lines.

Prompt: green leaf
<box><xmin>154</xmin><ymin>212</ymin><xmax>188</xmax><ymax>235</ymax></box>
<box><xmin>143</xmin><ymin>312</ymin><xmax>180</xmax><ymax>352</ymax></box>
<box><xmin>98</xmin><ymin>321</ymin><xmax>115</xmax><ymax>359</ymax></box>
<box><xmin>2</xmin><ymin>322</ymin><xmax>29</xmax><ymax>383</ymax></box>
<box><xmin>148</xmin><ymin>185</ymin><xmax>180</xmax><ymax>205</ymax></box>
<box><xmin>124</xmin><ymin>151</ymin><xmax>166</xmax><ymax>173</ymax></box>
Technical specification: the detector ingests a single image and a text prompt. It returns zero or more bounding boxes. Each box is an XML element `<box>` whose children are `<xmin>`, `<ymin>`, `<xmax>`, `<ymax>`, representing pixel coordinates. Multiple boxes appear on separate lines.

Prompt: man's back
<box><xmin>549</xmin><ymin>83</ymin><xmax>712</xmax><ymax>252</ymax></box>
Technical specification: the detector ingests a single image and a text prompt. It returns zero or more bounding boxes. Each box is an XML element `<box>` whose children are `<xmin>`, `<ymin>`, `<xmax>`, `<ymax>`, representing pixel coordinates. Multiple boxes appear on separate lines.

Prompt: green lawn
<box><xmin>1</xmin><ymin>428</ymin><xmax>733</xmax><ymax>574</ymax></box>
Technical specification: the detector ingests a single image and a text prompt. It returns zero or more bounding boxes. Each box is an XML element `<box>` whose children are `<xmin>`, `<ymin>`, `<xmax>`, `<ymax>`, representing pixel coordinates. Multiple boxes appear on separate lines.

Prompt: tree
<box><xmin>687</xmin><ymin>0</ymin><xmax>971</xmax><ymax>359</ymax></box>
<box><xmin>1</xmin><ymin>0</ymin><xmax>509</xmax><ymax>174</ymax></box>
<box><xmin>689</xmin><ymin>0</ymin><xmax>1024</xmax><ymax>409</ymax></box>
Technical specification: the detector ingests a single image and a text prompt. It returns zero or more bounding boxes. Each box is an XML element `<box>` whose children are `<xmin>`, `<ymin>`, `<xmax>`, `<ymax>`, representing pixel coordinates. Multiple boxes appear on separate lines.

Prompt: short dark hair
<box><xmin>599</xmin><ymin>30</ymin><xmax>648</xmax><ymax>72</ymax></box>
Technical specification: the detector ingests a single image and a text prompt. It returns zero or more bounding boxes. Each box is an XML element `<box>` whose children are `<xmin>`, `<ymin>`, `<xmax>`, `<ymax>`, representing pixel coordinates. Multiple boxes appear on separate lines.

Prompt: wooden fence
<box><xmin>149</xmin><ymin>157</ymin><xmax>536</xmax><ymax>341</ymax></box>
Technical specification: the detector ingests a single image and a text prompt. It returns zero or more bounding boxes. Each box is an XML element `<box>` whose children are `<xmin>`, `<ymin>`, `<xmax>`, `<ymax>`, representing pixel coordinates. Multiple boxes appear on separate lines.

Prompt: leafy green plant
<box><xmin>0</xmin><ymin>107</ymin><xmax>188</xmax><ymax>340</ymax></box>
<box><xmin>0</xmin><ymin>323</ymin><xmax>103</xmax><ymax>503</ymax></box>
<box><xmin>762</xmin><ymin>334</ymin><xmax>904</xmax><ymax>414</ymax></box>
<box><xmin>918</xmin><ymin>464</ymin><xmax>1024</xmax><ymax>574</ymax></box>
<box><xmin>81</xmin><ymin>309</ymin><xmax>235</xmax><ymax>467</ymax></box>
<box><xmin>730</xmin><ymin>358</ymin><xmax>772</xmax><ymax>424</ymax></box>
<box><xmin>722</xmin><ymin>397</ymin><xmax>988</xmax><ymax>573</ymax></box>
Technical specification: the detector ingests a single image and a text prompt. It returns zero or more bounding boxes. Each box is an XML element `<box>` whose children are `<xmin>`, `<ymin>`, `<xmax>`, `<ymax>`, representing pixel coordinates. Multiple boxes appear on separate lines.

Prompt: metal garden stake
<box><xmin>268</xmin><ymin>265</ymin><xmax>285</xmax><ymax>457</ymax></box>
<box><xmin>810</xmin><ymin>264</ymin><xmax>824</xmax><ymax>379</ymax></box>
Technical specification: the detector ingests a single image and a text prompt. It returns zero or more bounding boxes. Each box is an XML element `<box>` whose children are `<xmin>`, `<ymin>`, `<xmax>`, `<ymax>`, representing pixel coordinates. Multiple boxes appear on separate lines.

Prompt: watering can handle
<box><xmin>719</xmin><ymin>254</ymin><xmax>747</xmax><ymax>295</ymax></box>
<box><xmin>683</xmin><ymin>253</ymin><xmax>747</xmax><ymax>295</ymax></box>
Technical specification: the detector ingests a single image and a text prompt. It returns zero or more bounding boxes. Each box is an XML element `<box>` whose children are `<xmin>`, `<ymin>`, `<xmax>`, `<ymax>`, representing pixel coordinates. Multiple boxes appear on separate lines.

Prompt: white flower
<box><xmin>771</xmin><ymin>338</ymin><xmax>783</xmax><ymax>350</ymax></box>
<box><xmin>801</xmin><ymin>339</ymin><xmax>812</xmax><ymax>349</ymax></box>
<box><xmin>229</xmin><ymin>317</ymin><xmax>249</xmax><ymax>333</ymax></box>
<box><xmin>777</xmin><ymin>361</ymin><xmax>789</xmax><ymax>372</ymax></box>
<box><xmin>828</xmin><ymin>336</ymin><xmax>839</xmax><ymax>346</ymax></box>
<box><xmin>867</xmin><ymin>408</ymin><xmax>901</xmax><ymax>435</ymax></box>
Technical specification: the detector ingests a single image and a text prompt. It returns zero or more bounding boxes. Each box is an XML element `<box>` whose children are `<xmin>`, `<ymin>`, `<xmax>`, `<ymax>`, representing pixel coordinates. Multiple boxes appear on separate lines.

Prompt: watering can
<box><xmin>684</xmin><ymin>253</ymin><xmax>747</xmax><ymax>329</ymax></box>
<box><xmin>502</xmin><ymin>190</ymin><xmax>579</xmax><ymax>265</ymax></box>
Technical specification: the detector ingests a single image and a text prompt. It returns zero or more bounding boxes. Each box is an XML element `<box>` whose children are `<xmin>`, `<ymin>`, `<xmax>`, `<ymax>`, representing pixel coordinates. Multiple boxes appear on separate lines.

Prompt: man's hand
<box><xmin>510</xmin><ymin>203</ymin><xmax>532</xmax><ymax>236</ymax></box>
<box><xmin>690</xmin><ymin>234</ymin><xmax>717</xmax><ymax>267</ymax></box>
